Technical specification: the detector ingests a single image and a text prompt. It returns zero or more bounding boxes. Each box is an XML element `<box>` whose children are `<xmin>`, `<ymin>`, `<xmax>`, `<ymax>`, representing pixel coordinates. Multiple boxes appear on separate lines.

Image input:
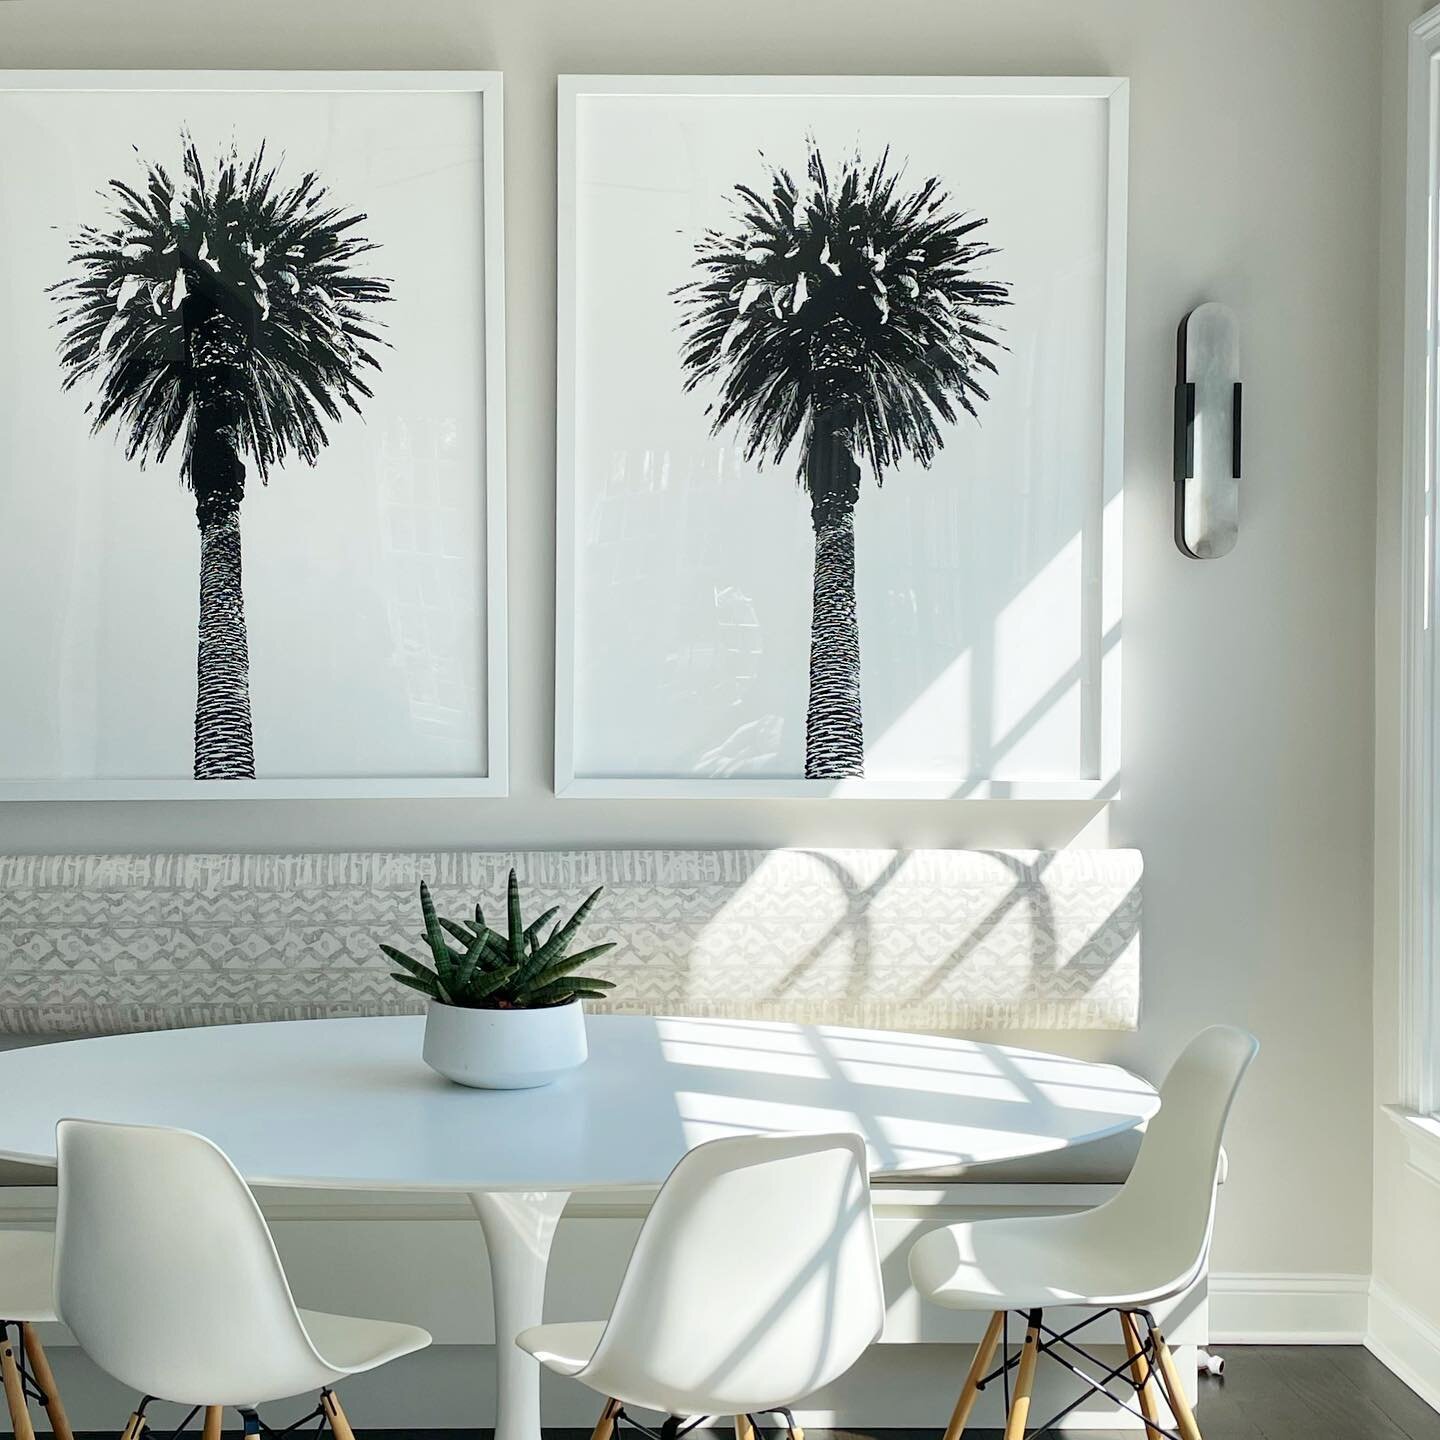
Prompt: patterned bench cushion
<box><xmin>0</xmin><ymin>848</ymin><xmax>1141</xmax><ymax>1034</ymax></box>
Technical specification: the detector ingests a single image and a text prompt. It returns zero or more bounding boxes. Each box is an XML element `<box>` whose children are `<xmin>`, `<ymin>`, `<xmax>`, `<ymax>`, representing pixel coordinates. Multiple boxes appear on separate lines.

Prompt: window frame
<box><xmin>1399</xmin><ymin>5</ymin><xmax>1440</xmax><ymax>1115</ymax></box>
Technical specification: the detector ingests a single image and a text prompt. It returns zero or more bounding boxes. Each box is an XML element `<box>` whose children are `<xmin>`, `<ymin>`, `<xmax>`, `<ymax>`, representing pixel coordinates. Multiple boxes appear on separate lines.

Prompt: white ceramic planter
<box><xmin>422</xmin><ymin>998</ymin><xmax>588</xmax><ymax>1089</ymax></box>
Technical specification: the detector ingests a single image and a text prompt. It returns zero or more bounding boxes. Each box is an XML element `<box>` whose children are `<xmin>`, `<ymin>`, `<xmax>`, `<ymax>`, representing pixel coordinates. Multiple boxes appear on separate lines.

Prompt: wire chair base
<box><xmin>973</xmin><ymin>1307</ymin><xmax>1185</xmax><ymax>1440</ymax></box>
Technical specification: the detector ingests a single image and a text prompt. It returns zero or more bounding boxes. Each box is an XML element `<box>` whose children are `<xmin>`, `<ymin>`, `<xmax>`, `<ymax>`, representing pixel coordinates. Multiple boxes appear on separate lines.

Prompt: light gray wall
<box><xmin>0</xmin><ymin>0</ymin><xmax>1381</xmax><ymax>1282</ymax></box>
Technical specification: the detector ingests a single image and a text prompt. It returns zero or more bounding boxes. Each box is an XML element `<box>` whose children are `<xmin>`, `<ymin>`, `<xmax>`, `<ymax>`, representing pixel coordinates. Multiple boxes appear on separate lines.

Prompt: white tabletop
<box><xmin>0</xmin><ymin>1015</ymin><xmax>1158</xmax><ymax>1191</ymax></box>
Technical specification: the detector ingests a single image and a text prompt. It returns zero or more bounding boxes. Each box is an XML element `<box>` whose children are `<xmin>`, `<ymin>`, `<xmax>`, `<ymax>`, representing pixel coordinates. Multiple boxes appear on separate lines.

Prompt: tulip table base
<box><xmin>468</xmin><ymin>1190</ymin><xmax>571</xmax><ymax>1440</ymax></box>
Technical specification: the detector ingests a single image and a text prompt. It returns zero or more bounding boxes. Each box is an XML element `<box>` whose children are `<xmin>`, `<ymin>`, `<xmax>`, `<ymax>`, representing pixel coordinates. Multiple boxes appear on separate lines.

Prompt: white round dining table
<box><xmin>0</xmin><ymin>1014</ymin><xmax>1158</xmax><ymax>1440</ymax></box>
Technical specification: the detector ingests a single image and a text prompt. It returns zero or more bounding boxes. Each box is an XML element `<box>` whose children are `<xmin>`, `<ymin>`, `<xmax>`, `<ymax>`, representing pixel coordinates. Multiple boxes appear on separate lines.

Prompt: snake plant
<box><xmin>382</xmin><ymin>872</ymin><xmax>617</xmax><ymax>1009</ymax></box>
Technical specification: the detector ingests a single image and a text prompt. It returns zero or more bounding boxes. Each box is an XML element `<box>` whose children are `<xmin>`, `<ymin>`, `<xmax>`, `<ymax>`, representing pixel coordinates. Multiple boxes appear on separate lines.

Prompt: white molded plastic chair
<box><xmin>55</xmin><ymin>1120</ymin><xmax>431</xmax><ymax>1440</ymax></box>
<box><xmin>517</xmin><ymin>1132</ymin><xmax>884</xmax><ymax>1437</ymax></box>
<box><xmin>0</xmin><ymin>1229</ymin><xmax>71</xmax><ymax>1440</ymax></box>
<box><xmin>907</xmin><ymin>1026</ymin><xmax>1257</xmax><ymax>1440</ymax></box>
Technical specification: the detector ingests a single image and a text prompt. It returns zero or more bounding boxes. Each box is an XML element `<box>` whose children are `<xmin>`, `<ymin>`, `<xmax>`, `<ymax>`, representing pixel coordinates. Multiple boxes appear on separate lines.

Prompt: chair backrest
<box><xmin>55</xmin><ymin>1119</ymin><xmax>329</xmax><ymax>1404</ymax></box>
<box><xmin>1092</xmin><ymin>1026</ymin><xmax>1258</xmax><ymax>1294</ymax></box>
<box><xmin>580</xmin><ymin>1132</ymin><xmax>884</xmax><ymax>1417</ymax></box>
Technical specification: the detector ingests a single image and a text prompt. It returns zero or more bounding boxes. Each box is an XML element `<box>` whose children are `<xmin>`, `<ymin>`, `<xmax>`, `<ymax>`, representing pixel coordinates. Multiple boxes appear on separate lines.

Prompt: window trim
<box><xmin>1399</xmin><ymin>5</ymin><xmax>1440</xmax><ymax>1114</ymax></box>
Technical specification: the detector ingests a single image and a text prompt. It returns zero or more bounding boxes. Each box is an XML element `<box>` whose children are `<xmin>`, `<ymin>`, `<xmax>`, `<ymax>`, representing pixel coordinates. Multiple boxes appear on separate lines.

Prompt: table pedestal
<box><xmin>469</xmin><ymin>1189</ymin><xmax>571</xmax><ymax>1440</ymax></box>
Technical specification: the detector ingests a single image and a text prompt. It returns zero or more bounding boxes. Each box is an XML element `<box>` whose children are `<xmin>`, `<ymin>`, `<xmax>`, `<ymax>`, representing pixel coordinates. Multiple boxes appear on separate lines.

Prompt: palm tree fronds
<box><xmin>674</xmin><ymin>138</ymin><xmax>1012</xmax><ymax>489</ymax></box>
<box><xmin>50</xmin><ymin>130</ymin><xmax>393</xmax><ymax>489</ymax></box>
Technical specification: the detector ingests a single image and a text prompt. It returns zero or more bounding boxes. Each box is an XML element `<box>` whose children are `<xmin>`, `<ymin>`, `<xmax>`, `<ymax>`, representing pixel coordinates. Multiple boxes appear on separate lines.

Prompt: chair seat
<box><xmin>0</xmin><ymin>1230</ymin><xmax>57</xmax><ymax>1323</ymax></box>
<box><xmin>515</xmin><ymin>1321</ymin><xmax>605</xmax><ymax>1378</ymax></box>
<box><xmin>908</xmin><ymin>1215</ymin><xmax>1189</xmax><ymax>1313</ymax></box>
<box><xmin>297</xmin><ymin>1309</ymin><xmax>431</xmax><ymax>1375</ymax></box>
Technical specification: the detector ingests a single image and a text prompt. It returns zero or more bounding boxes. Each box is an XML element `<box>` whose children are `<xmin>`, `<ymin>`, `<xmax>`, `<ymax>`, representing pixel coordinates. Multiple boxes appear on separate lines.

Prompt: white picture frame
<box><xmin>0</xmin><ymin>71</ymin><xmax>508</xmax><ymax>800</ymax></box>
<box><xmin>556</xmin><ymin>75</ymin><xmax>1127</xmax><ymax>800</ymax></box>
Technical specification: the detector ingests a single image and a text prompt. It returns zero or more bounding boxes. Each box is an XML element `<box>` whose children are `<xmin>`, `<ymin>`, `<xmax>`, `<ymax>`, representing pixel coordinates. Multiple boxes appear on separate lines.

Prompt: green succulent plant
<box><xmin>382</xmin><ymin>872</ymin><xmax>617</xmax><ymax>1010</ymax></box>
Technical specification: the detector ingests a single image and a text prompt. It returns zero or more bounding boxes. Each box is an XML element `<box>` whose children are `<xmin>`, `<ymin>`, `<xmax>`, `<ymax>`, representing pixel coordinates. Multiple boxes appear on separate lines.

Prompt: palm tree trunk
<box><xmin>804</xmin><ymin>411</ymin><xmax>865</xmax><ymax>779</ymax></box>
<box><xmin>185</xmin><ymin>291</ymin><xmax>255</xmax><ymax>780</ymax></box>
<box><xmin>194</xmin><ymin>504</ymin><xmax>254</xmax><ymax>779</ymax></box>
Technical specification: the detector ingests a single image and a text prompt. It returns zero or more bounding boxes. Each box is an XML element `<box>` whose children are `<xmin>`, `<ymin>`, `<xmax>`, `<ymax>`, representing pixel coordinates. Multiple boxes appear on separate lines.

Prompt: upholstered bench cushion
<box><xmin>0</xmin><ymin>848</ymin><xmax>1141</xmax><ymax>1035</ymax></box>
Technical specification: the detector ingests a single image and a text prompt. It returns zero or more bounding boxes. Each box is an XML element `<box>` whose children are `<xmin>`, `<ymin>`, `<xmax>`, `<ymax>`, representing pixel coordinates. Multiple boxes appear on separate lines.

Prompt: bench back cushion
<box><xmin>0</xmin><ymin>848</ymin><xmax>1141</xmax><ymax>1034</ymax></box>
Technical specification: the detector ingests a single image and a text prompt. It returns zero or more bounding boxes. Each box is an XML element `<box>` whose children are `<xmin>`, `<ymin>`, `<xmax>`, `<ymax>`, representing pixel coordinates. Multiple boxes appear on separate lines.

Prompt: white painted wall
<box><xmin>0</xmin><ymin>0</ymin><xmax>1380</xmax><ymax>1331</ymax></box>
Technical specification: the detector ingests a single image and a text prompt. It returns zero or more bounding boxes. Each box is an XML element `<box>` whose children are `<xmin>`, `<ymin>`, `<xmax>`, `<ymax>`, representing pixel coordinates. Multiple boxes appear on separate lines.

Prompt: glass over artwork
<box><xmin>0</xmin><ymin>77</ymin><xmax>503</xmax><ymax>797</ymax></box>
<box><xmin>560</xmin><ymin>80</ymin><xmax>1125</xmax><ymax>796</ymax></box>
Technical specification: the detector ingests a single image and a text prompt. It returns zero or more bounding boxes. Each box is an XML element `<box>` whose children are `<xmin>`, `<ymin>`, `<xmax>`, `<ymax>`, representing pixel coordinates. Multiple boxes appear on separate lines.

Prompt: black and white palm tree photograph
<box><xmin>0</xmin><ymin>78</ymin><xmax>504</xmax><ymax>797</ymax></box>
<box><xmin>673</xmin><ymin>140</ymin><xmax>1012</xmax><ymax>780</ymax></box>
<box><xmin>50</xmin><ymin>136</ymin><xmax>394</xmax><ymax>781</ymax></box>
<box><xmin>561</xmin><ymin>79</ymin><xmax>1127</xmax><ymax>796</ymax></box>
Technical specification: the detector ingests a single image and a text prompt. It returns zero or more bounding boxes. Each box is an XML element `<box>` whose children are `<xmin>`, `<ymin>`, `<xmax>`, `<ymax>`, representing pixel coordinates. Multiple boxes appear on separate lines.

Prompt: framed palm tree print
<box><xmin>0</xmin><ymin>71</ymin><xmax>507</xmax><ymax>800</ymax></box>
<box><xmin>557</xmin><ymin>76</ymin><xmax>1126</xmax><ymax>799</ymax></box>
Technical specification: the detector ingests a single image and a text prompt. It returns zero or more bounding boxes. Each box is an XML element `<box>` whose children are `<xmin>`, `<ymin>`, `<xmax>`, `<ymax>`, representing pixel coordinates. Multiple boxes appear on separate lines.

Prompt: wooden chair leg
<box><xmin>1147</xmin><ymin>1321</ymin><xmax>1203</xmax><ymax>1440</ymax></box>
<box><xmin>941</xmin><ymin>1311</ymin><xmax>1005</xmax><ymax>1440</ymax></box>
<box><xmin>321</xmin><ymin>1391</ymin><xmax>356</xmax><ymax>1440</ymax></box>
<box><xmin>591</xmin><ymin>1398</ymin><xmax>622</xmax><ymax>1440</ymax></box>
<box><xmin>18</xmin><ymin>1326</ymin><xmax>73</xmax><ymax>1440</ymax></box>
<box><xmin>1003</xmin><ymin>1311</ymin><xmax>1042</xmax><ymax>1440</ymax></box>
<box><xmin>203</xmin><ymin>1407</ymin><xmax>224</xmax><ymax>1440</ymax></box>
<box><xmin>119</xmin><ymin>1411</ymin><xmax>149</xmax><ymax>1440</ymax></box>
<box><xmin>1</xmin><ymin>1329</ymin><xmax>36</xmax><ymax>1440</ymax></box>
<box><xmin>1119</xmin><ymin>1312</ymin><xmax>1164</xmax><ymax>1440</ymax></box>
<box><xmin>788</xmin><ymin>1420</ymin><xmax>805</xmax><ymax>1440</ymax></box>
<box><xmin>734</xmin><ymin>1415</ymin><xmax>756</xmax><ymax>1440</ymax></box>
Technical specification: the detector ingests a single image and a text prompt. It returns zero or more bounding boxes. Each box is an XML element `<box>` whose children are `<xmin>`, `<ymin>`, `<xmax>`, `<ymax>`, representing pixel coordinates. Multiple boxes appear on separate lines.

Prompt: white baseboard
<box><xmin>1368</xmin><ymin>1281</ymin><xmax>1440</xmax><ymax>1412</ymax></box>
<box><xmin>1207</xmin><ymin>1272</ymin><xmax>1370</xmax><ymax>1344</ymax></box>
<box><xmin>1209</xmin><ymin>1273</ymin><xmax>1440</xmax><ymax>1421</ymax></box>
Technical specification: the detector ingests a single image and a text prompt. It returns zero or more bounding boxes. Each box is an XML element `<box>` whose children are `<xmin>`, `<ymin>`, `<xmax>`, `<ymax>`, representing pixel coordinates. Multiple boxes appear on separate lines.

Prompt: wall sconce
<box><xmin>1174</xmin><ymin>302</ymin><xmax>1241</xmax><ymax>558</ymax></box>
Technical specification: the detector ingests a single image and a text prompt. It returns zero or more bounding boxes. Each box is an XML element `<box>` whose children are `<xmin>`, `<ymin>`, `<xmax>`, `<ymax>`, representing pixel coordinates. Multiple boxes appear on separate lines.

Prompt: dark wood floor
<box><xmin>824</xmin><ymin>1349</ymin><xmax>1440</xmax><ymax>1440</ymax></box>
<box><xmin>531</xmin><ymin>1348</ymin><xmax>1440</xmax><ymax>1440</ymax></box>
<box><xmin>86</xmin><ymin>1348</ymin><xmax>1434</xmax><ymax>1440</ymax></box>
<box><xmin>1185</xmin><ymin>1347</ymin><xmax>1440</xmax><ymax>1440</ymax></box>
